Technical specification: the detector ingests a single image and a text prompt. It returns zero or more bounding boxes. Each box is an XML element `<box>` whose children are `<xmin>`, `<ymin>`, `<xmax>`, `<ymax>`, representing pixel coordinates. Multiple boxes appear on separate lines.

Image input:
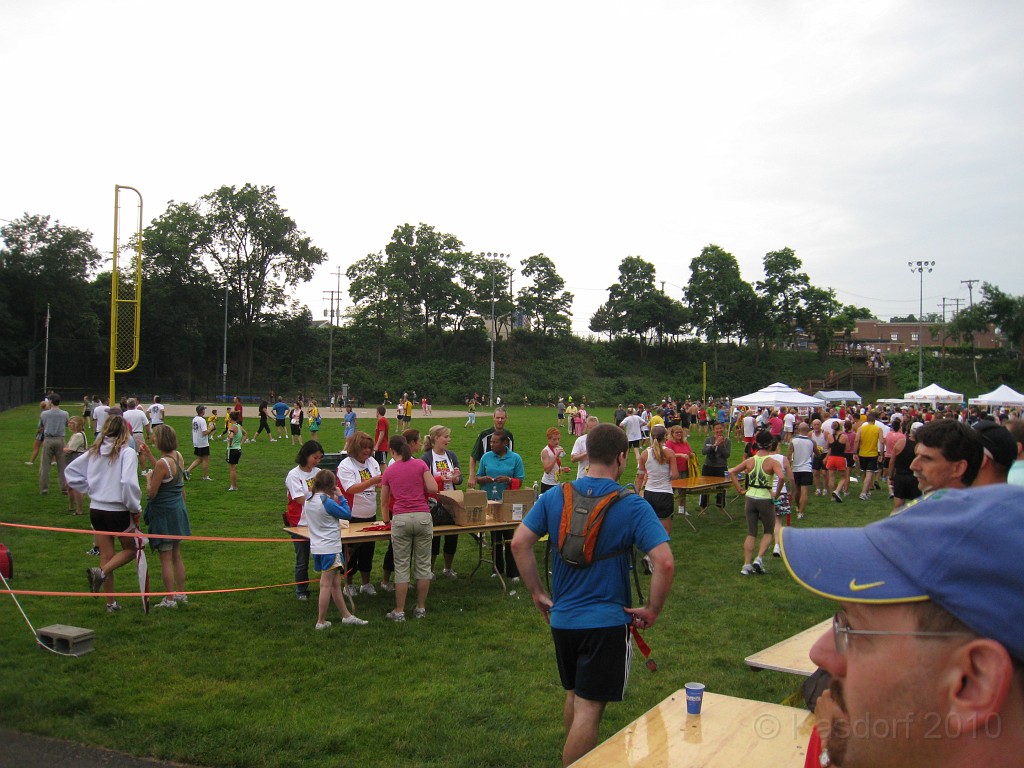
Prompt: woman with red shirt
<box><xmin>666</xmin><ymin>424</ymin><xmax>693</xmax><ymax>515</ymax></box>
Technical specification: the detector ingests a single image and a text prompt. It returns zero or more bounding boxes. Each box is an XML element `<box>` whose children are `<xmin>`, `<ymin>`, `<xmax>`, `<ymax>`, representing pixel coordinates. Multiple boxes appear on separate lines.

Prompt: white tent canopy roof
<box><xmin>903</xmin><ymin>383</ymin><xmax>964</xmax><ymax>403</ymax></box>
<box><xmin>968</xmin><ymin>384</ymin><xmax>1024</xmax><ymax>407</ymax></box>
<box><xmin>734</xmin><ymin>382</ymin><xmax>826</xmax><ymax>408</ymax></box>
<box><xmin>814</xmin><ymin>390</ymin><xmax>862</xmax><ymax>403</ymax></box>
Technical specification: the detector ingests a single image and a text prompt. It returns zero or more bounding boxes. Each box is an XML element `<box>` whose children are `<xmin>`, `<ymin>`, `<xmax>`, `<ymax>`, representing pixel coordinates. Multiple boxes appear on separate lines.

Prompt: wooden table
<box><xmin>284</xmin><ymin>517</ymin><xmax>522</xmax><ymax>590</ymax></box>
<box><xmin>744</xmin><ymin>618</ymin><xmax>831</xmax><ymax>677</ymax></box>
<box><xmin>670</xmin><ymin>476</ymin><xmax>735</xmax><ymax>529</ymax></box>
<box><xmin>573</xmin><ymin>691</ymin><xmax>815</xmax><ymax>767</ymax></box>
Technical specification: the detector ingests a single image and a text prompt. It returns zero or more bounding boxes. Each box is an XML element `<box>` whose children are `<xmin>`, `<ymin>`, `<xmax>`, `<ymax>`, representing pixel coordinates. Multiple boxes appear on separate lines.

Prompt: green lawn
<box><xmin>0</xmin><ymin>404</ymin><xmax>890</xmax><ymax>767</ymax></box>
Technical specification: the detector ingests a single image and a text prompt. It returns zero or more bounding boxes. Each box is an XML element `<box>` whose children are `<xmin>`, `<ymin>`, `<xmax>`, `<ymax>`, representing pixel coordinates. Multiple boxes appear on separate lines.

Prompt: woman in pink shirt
<box><xmin>666</xmin><ymin>424</ymin><xmax>693</xmax><ymax>515</ymax></box>
<box><xmin>380</xmin><ymin>435</ymin><xmax>438</xmax><ymax>622</ymax></box>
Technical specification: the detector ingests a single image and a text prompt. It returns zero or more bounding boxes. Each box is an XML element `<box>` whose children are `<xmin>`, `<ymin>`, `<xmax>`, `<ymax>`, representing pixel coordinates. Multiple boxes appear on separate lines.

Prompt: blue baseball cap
<box><xmin>780</xmin><ymin>484</ymin><xmax>1024</xmax><ymax>661</ymax></box>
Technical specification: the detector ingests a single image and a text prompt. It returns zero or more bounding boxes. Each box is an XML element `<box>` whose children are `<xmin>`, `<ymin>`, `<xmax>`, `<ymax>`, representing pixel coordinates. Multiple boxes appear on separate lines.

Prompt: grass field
<box><xmin>0</xmin><ymin>403</ymin><xmax>893</xmax><ymax>767</ymax></box>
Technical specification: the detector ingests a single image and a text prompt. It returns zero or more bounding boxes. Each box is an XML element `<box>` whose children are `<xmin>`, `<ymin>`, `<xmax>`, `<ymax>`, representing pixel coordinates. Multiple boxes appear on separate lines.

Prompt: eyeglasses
<box><xmin>832</xmin><ymin>611</ymin><xmax>972</xmax><ymax>655</ymax></box>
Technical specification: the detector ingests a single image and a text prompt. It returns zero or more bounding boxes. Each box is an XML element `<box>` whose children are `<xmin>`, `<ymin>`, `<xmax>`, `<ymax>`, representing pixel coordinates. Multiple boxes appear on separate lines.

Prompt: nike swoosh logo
<box><xmin>849</xmin><ymin>579</ymin><xmax>886</xmax><ymax>592</ymax></box>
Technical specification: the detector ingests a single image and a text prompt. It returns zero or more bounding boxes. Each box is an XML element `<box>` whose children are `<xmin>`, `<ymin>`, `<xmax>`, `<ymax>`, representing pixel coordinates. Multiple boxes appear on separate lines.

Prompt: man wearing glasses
<box><xmin>780</xmin><ymin>484</ymin><xmax>1024</xmax><ymax>768</ymax></box>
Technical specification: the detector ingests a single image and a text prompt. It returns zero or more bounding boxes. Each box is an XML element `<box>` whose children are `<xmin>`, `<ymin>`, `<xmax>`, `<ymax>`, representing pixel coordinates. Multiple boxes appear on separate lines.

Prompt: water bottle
<box><xmin>532</xmin><ymin>480</ymin><xmax>539</xmax><ymax>498</ymax></box>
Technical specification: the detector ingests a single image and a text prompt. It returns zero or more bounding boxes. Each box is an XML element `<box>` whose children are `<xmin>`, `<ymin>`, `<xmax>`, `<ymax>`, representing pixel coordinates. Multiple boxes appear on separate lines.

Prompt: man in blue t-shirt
<box><xmin>512</xmin><ymin>424</ymin><xmax>674</xmax><ymax>767</ymax></box>
<box><xmin>271</xmin><ymin>398</ymin><xmax>289</xmax><ymax>440</ymax></box>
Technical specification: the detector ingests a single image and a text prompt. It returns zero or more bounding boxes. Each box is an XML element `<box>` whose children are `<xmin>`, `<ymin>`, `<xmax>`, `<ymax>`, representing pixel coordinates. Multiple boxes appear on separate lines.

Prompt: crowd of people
<box><xmin>19</xmin><ymin>387</ymin><xmax>1024</xmax><ymax>767</ymax></box>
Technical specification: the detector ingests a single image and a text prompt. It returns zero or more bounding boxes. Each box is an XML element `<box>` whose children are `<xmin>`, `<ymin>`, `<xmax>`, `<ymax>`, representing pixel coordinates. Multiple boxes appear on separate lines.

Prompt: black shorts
<box><xmin>90</xmin><ymin>507</ymin><xmax>131</xmax><ymax>533</ymax></box>
<box><xmin>290</xmin><ymin>424</ymin><xmax>301</xmax><ymax>436</ymax></box>
<box><xmin>643</xmin><ymin>490</ymin><xmax>674</xmax><ymax>520</ymax></box>
<box><xmin>275</xmin><ymin>419</ymin><xmax>286</xmax><ymax>427</ymax></box>
<box><xmin>552</xmin><ymin>625</ymin><xmax>631</xmax><ymax>702</ymax></box>
<box><xmin>628</xmin><ymin>439</ymin><xmax>640</xmax><ymax>448</ymax></box>
<box><xmin>744</xmin><ymin>497</ymin><xmax>776</xmax><ymax>537</ymax></box>
<box><xmin>892</xmin><ymin>474</ymin><xmax>922</xmax><ymax>501</ymax></box>
<box><xmin>812</xmin><ymin>453</ymin><xmax>825</xmax><ymax>471</ymax></box>
<box><xmin>858</xmin><ymin>456</ymin><xmax>879</xmax><ymax>472</ymax></box>
<box><xmin>793</xmin><ymin>471</ymin><xmax>814</xmax><ymax>487</ymax></box>
<box><xmin>90</xmin><ymin>507</ymin><xmax>138</xmax><ymax>550</ymax></box>
<box><xmin>846</xmin><ymin>454</ymin><xmax>855</xmax><ymax>468</ymax></box>
<box><xmin>193</xmin><ymin>446</ymin><xmax>210</xmax><ymax>457</ymax></box>
<box><xmin>227</xmin><ymin>448</ymin><xmax>241</xmax><ymax>465</ymax></box>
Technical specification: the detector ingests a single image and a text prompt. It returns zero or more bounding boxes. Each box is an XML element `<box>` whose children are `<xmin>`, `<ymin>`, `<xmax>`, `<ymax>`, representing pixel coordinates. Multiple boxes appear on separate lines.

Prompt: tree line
<box><xmin>3</xmin><ymin>183</ymin><xmax>1023</xmax><ymax>400</ymax></box>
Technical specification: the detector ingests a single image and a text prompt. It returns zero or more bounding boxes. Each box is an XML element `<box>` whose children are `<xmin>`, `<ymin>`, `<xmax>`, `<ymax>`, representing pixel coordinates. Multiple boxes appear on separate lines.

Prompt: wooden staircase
<box><xmin>807</xmin><ymin>364</ymin><xmax>890</xmax><ymax>394</ymax></box>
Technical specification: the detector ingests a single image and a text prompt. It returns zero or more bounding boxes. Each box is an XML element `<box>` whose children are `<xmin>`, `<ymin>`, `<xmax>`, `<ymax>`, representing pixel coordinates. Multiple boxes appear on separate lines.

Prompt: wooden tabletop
<box><xmin>284</xmin><ymin>516</ymin><xmax>520</xmax><ymax>544</ymax></box>
<box><xmin>671</xmin><ymin>476</ymin><xmax>732</xmax><ymax>492</ymax></box>
<box><xmin>744</xmin><ymin>618</ymin><xmax>831</xmax><ymax>677</ymax></box>
<box><xmin>573</xmin><ymin>691</ymin><xmax>815</xmax><ymax>767</ymax></box>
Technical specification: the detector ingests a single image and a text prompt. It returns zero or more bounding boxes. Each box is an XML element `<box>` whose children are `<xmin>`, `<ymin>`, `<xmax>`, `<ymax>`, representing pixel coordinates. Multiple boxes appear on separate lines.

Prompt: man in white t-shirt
<box><xmin>123</xmin><ymin>398</ymin><xmax>151</xmax><ymax>471</ymax></box>
<box><xmin>619</xmin><ymin>408</ymin><xmax>645</xmax><ymax>468</ymax></box>
<box><xmin>570</xmin><ymin>416</ymin><xmax>599</xmax><ymax>478</ymax></box>
<box><xmin>148</xmin><ymin>396</ymin><xmax>165</xmax><ymax>426</ymax></box>
<box><xmin>782</xmin><ymin>409</ymin><xmax>796</xmax><ymax>444</ymax></box>
<box><xmin>123</xmin><ymin>398</ymin><xmax>149</xmax><ymax>438</ymax></box>
<box><xmin>92</xmin><ymin>398</ymin><xmax>110</xmax><ymax>437</ymax></box>
<box><xmin>186</xmin><ymin>405</ymin><xmax>215</xmax><ymax>480</ymax></box>
<box><xmin>740</xmin><ymin>410</ymin><xmax>756</xmax><ymax>444</ymax></box>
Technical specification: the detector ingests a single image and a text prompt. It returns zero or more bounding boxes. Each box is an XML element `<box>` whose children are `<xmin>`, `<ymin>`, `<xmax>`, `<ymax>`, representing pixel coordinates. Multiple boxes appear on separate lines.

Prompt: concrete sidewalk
<box><xmin>0</xmin><ymin>729</ymin><xmax>205</xmax><ymax>768</ymax></box>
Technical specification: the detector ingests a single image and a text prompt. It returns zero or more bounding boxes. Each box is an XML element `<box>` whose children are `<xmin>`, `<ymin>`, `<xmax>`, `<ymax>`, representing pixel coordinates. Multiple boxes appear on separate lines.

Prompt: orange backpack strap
<box><xmin>557</xmin><ymin>482</ymin><xmax>636</xmax><ymax>568</ymax></box>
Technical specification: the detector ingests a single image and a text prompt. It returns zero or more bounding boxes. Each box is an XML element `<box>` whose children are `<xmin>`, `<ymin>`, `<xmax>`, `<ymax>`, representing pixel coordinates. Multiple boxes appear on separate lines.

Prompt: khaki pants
<box><xmin>39</xmin><ymin>436</ymin><xmax>67</xmax><ymax>493</ymax></box>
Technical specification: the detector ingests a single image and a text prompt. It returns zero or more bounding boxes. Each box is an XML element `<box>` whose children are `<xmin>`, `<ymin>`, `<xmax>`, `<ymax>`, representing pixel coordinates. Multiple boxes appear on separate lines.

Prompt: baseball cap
<box><xmin>972</xmin><ymin>419</ymin><xmax>1017</xmax><ymax>470</ymax></box>
<box><xmin>780</xmin><ymin>484</ymin><xmax>1024</xmax><ymax>661</ymax></box>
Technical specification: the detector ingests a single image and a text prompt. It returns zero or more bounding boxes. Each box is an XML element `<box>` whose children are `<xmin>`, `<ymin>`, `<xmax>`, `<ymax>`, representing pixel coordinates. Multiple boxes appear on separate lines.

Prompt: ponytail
<box><xmin>389</xmin><ymin>435</ymin><xmax>412</xmax><ymax>461</ymax></box>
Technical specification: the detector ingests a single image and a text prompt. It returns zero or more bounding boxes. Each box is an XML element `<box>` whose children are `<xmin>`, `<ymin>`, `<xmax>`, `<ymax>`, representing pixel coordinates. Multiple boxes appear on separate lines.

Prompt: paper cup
<box><xmin>684</xmin><ymin>682</ymin><xmax>705</xmax><ymax>715</ymax></box>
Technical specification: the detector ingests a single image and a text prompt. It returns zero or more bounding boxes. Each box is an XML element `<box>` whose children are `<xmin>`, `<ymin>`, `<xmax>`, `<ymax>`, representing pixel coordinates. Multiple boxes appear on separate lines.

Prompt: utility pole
<box><xmin>961</xmin><ymin>279</ymin><xmax>979</xmax><ymax>308</ymax></box>
<box><xmin>961</xmin><ymin>279</ymin><xmax>980</xmax><ymax>385</ymax></box>
<box><xmin>323</xmin><ymin>266</ymin><xmax>344</xmax><ymax>407</ymax></box>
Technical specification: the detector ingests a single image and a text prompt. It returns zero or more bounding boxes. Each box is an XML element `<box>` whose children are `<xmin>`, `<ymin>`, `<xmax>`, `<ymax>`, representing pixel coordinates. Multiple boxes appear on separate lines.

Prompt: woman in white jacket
<box><xmin>65</xmin><ymin>415</ymin><xmax>142</xmax><ymax>612</ymax></box>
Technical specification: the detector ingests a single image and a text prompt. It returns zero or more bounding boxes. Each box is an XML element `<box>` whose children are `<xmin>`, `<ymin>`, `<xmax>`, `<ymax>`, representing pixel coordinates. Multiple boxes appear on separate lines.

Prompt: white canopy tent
<box><xmin>968</xmin><ymin>384</ymin><xmax>1024</xmax><ymax>408</ymax></box>
<box><xmin>733</xmin><ymin>382</ymin><xmax>826</xmax><ymax>408</ymax></box>
<box><xmin>903</xmin><ymin>383</ymin><xmax>964</xmax><ymax>404</ymax></box>
<box><xmin>814</xmin><ymin>390</ymin><xmax>862</xmax><ymax>403</ymax></box>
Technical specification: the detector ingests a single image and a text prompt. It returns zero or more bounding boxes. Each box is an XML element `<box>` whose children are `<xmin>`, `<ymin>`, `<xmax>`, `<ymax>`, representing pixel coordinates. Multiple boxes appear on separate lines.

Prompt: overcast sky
<box><xmin>2</xmin><ymin>1</ymin><xmax>1022</xmax><ymax>335</ymax></box>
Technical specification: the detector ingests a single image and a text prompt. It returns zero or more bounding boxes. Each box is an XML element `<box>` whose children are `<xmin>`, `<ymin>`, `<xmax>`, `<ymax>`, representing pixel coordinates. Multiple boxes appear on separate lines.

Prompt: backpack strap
<box><xmin>557</xmin><ymin>482</ymin><xmax>636</xmax><ymax>566</ymax></box>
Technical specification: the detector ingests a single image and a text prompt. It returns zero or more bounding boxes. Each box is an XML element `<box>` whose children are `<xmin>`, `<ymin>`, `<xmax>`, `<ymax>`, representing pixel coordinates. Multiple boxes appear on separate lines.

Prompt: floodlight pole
<box><xmin>222</xmin><ymin>284</ymin><xmax>228</xmax><ymax>399</ymax></box>
<box><xmin>909</xmin><ymin>260</ymin><xmax>935</xmax><ymax>388</ymax></box>
<box><xmin>485</xmin><ymin>252</ymin><xmax>508</xmax><ymax>407</ymax></box>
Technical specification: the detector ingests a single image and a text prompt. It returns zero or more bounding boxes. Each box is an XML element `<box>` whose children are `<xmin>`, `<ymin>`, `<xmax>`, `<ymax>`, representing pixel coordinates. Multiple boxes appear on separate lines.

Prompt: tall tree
<box><xmin>0</xmin><ymin>214</ymin><xmax>103</xmax><ymax>374</ymax></box>
<box><xmin>684</xmin><ymin>244</ymin><xmax>749</xmax><ymax>369</ymax></box>
<box><xmin>799</xmin><ymin>286</ymin><xmax>842</xmax><ymax>362</ymax></box>
<box><xmin>384</xmin><ymin>223</ymin><xmax>465</xmax><ymax>343</ymax></box>
<box><xmin>981</xmin><ymin>283</ymin><xmax>1024</xmax><ymax>371</ymax></box>
<box><xmin>140</xmin><ymin>202</ymin><xmax>223</xmax><ymax>392</ymax></box>
<box><xmin>588</xmin><ymin>302</ymin><xmax>621</xmax><ymax>341</ymax></box>
<box><xmin>196</xmin><ymin>184</ymin><xmax>327</xmax><ymax>387</ymax></box>
<box><xmin>517</xmin><ymin>253</ymin><xmax>573</xmax><ymax>336</ymax></box>
<box><xmin>756</xmin><ymin>247</ymin><xmax>809</xmax><ymax>351</ymax></box>
<box><xmin>946</xmin><ymin>304</ymin><xmax>991</xmax><ymax>383</ymax></box>
<box><xmin>604</xmin><ymin>256</ymin><xmax>670</xmax><ymax>358</ymax></box>
<box><xmin>346</xmin><ymin>252</ymin><xmax>410</xmax><ymax>365</ymax></box>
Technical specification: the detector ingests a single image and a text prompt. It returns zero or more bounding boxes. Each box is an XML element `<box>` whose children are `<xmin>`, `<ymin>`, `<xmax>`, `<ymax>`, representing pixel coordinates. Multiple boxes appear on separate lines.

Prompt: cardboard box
<box><xmin>437</xmin><ymin>490</ymin><xmax>488</xmax><ymax>526</ymax></box>
<box><xmin>493</xmin><ymin>489</ymin><xmax>535</xmax><ymax>523</ymax></box>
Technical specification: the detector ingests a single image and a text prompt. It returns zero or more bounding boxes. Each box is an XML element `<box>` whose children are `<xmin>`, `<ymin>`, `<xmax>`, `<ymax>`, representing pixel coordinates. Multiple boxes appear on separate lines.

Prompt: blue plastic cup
<box><xmin>684</xmin><ymin>682</ymin><xmax>705</xmax><ymax>715</ymax></box>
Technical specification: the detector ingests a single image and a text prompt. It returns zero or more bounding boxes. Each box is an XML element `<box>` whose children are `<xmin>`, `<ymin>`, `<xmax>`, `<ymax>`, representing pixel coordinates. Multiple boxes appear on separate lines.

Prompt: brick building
<box><xmin>849</xmin><ymin>320</ymin><xmax>1003</xmax><ymax>355</ymax></box>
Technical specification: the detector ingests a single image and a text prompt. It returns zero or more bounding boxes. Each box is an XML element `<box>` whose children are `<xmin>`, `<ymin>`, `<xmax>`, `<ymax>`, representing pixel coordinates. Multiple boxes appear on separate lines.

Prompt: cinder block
<box><xmin>36</xmin><ymin>624</ymin><xmax>95</xmax><ymax>656</ymax></box>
